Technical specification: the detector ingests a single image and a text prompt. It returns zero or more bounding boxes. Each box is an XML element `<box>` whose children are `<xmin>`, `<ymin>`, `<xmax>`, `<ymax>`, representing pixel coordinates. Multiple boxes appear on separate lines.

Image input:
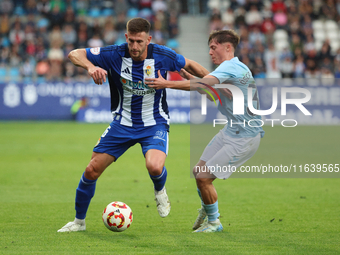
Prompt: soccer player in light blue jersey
<box><xmin>146</xmin><ymin>30</ymin><xmax>264</xmax><ymax>233</ymax></box>
<box><xmin>57</xmin><ymin>18</ymin><xmax>209</xmax><ymax>232</ymax></box>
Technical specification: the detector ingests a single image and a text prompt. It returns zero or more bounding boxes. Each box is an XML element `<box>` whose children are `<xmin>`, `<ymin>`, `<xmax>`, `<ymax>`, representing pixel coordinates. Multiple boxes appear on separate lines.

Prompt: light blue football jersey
<box><xmin>209</xmin><ymin>57</ymin><xmax>265</xmax><ymax>138</ymax></box>
<box><xmin>86</xmin><ymin>43</ymin><xmax>185</xmax><ymax>128</ymax></box>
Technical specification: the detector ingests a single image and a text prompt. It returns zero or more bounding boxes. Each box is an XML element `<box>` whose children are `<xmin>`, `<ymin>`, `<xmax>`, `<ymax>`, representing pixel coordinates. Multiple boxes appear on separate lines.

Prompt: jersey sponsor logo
<box><xmin>144</xmin><ymin>65</ymin><xmax>153</xmax><ymax>76</ymax></box>
<box><xmin>122</xmin><ymin>85</ymin><xmax>155</xmax><ymax>96</ymax></box>
<box><xmin>122</xmin><ymin>67</ymin><xmax>131</xmax><ymax>74</ymax></box>
<box><xmin>90</xmin><ymin>47</ymin><xmax>100</xmax><ymax>55</ymax></box>
<box><xmin>120</xmin><ymin>77</ymin><xmax>155</xmax><ymax>96</ymax></box>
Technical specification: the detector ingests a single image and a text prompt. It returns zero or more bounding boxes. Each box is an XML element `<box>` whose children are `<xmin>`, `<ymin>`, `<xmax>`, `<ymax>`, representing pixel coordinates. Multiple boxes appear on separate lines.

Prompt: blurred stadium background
<box><xmin>0</xmin><ymin>0</ymin><xmax>339</xmax><ymax>123</ymax></box>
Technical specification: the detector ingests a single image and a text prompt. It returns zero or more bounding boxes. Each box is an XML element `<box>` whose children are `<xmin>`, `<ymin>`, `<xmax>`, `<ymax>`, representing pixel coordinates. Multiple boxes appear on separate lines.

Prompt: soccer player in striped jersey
<box><xmin>58</xmin><ymin>18</ymin><xmax>209</xmax><ymax>232</ymax></box>
<box><xmin>145</xmin><ymin>29</ymin><xmax>264</xmax><ymax>233</ymax></box>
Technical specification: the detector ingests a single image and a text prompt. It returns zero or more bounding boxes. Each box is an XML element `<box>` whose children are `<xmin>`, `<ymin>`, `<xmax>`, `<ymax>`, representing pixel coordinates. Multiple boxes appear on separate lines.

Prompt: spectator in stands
<box><xmin>64</xmin><ymin>6</ymin><xmax>76</xmax><ymax>25</ymax></box>
<box><xmin>114</xmin><ymin>0</ymin><xmax>129</xmax><ymax>16</ymax></box>
<box><xmin>49</xmin><ymin>25</ymin><xmax>63</xmax><ymax>48</ymax></box>
<box><xmin>0</xmin><ymin>0</ymin><xmax>14</xmax><ymax>14</ymax></box>
<box><xmin>47</xmin><ymin>40</ymin><xmax>63</xmax><ymax>80</ymax></box>
<box><xmin>293</xmin><ymin>55</ymin><xmax>305</xmax><ymax>78</ymax></box>
<box><xmin>290</xmin><ymin>33</ymin><xmax>303</xmax><ymax>54</ymax></box>
<box><xmin>264</xmin><ymin>42</ymin><xmax>281</xmax><ymax>78</ymax></box>
<box><xmin>271</xmin><ymin>0</ymin><xmax>286</xmax><ymax>13</ymax></box>
<box><xmin>234</xmin><ymin>7</ymin><xmax>246</xmax><ymax>28</ymax></box>
<box><xmin>245</xmin><ymin>5</ymin><xmax>263</xmax><ymax>27</ymax></box>
<box><xmin>37</xmin><ymin>0</ymin><xmax>51</xmax><ymax>16</ymax></box>
<box><xmin>318</xmin><ymin>41</ymin><xmax>333</xmax><ymax>62</ymax></box>
<box><xmin>21</xmin><ymin>58</ymin><xmax>34</xmax><ymax>78</ymax></box>
<box><xmin>249</xmin><ymin>26</ymin><xmax>265</xmax><ymax>46</ymax></box>
<box><xmin>221</xmin><ymin>8</ymin><xmax>235</xmax><ymax>28</ymax></box>
<box><xmin>152</xmin><ymin>0</ymin><xmax>167</xmax><ymax>13</ymax></box>
<box><xmin>252</xmin><ymin>56</ymin><xmax>266</xmax><ymax>78</ymax></box>
<box><xmin>279</xmin><ymin>55</ymin><xmax>294</xmax><ymax>78</ymax></box>
<box><xmin>62</xmin><ymin>24</ymin><xmax>77</xmax><ymax>45</ymax></box>
<box><xmin>168</xmin><ymin>13</ymin><xmax>179</xmax><ymax>38</ymax></box>
<box><xmin>102</xmin><ymin>18</ymin><xmax>118</xmax><ymax>45</ymax></box>
<box><xmin>9</xmin><ymin>44</ymin><xmax>22</xmax><ymax>67</ymax></box>
<box><xmin>209</xmin><ymin>12</ymin><xmax>223</xmax><ymax>32</ymax></box>
<box><xmin>167</xmin><ymin>0</ymin><xmax>181</xmax><ymax>16</ymax></box>
<box><xmin>9</xmin><ymin>21</ymin><xmax>25</xmax><ymax>46</ymax></box>
<box><xmin>26</xmin><ymin>0</ymin><xmax>38</xmax><ymax>14</ymax></box>
<box><xmin>322</xmin><ymin>0</ymin><xmax>338</xmax><ymax>20</ymax></box>
<box><xmin>273</xmin><ymin>9</ymin><xmax>287</xmax><ymax>29</ymax></box>
<box><xmin>48</xmin><ymin>5</ymin><xmax>64</xmax><ymax>29</ymax></box>
<box><xmin>0</xmin><ymin>14</ymin><xmax>10</xmax><ymax>36</ymax></box>
<box><xmin>88</xmin><ymin>33</ymin><xmax>104</xmax><ymax>48</ymax></box>
<box><xmin>321</xmin><ymin>68</ymin><xmax>335</xmax><ymax>86</ymax></box>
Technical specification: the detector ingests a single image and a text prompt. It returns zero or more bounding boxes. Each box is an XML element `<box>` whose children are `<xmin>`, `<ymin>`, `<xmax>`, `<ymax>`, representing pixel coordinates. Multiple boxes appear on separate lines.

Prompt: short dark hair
<box><xmin>208</xmin><ymin>30</ymin><xmax>240</xmax><ymax>50</ymax></box>
<box><xmin>126</xmin><ymin>18</ymin><xmax>151</xmax><ymax>34</ymax></box>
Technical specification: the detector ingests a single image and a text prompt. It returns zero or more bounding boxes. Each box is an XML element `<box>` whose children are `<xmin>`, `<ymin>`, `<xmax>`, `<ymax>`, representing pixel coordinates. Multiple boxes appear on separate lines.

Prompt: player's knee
<box><xmin>85</xmin><ymin>163</ymin><xmax>100</xmax><ymax>180</ymax></box>
<box><xmin>195</xmin><ymin>175</ymin><xmax>212</xmax><ymax>189</ymax></box>
<box><xmin>146</xmin><ymin>162</ymin><xmax>163</xmax><ymax>176</ymax></box>
<box><xmin>192</xmin><ymin>163</ymin><xmax>205</xmax><ymax>178</ymax></box>
<box><xmin>192</xmin><ymin>165</ymin><xmax>200</xmax><ymax>178</ymax></box>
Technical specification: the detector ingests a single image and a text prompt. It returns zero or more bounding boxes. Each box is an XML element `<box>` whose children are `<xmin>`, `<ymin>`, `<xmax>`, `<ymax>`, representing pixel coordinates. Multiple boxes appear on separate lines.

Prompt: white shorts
<box><xmin>200</xmin><ymin>130</ymin><xmax>261</xmax><ymax>179</ymax></box>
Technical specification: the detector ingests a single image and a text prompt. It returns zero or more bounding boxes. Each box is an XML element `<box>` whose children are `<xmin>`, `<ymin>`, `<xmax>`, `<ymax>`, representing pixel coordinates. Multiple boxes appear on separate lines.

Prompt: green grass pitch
<box><xmin>0</xmin><ymin>122</ymin><xmax>339</xmax><ymax>254</ymax></box>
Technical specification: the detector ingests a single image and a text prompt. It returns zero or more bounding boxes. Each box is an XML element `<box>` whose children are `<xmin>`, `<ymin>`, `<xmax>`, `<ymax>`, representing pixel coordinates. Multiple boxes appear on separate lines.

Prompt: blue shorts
<box><xmin>93</xmin><ymin>121</ymin><xmax>169</xmax><ymax>161</ymax></box>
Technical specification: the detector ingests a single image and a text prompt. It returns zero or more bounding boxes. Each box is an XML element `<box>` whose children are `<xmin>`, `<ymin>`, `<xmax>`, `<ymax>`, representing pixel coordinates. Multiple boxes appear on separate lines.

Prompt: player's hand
<box><xmin>145</xmin><ymin>70</ymin><xmax>168</xmax><ymax>90</ymax></box>
<box><xmin>179</xmin><ymin>68</ymin><xmax>194</xmax><ymax>80</ymax></box>
<box><xmin>219</xmin><ymin>88</ymin><xmax>233</xmax><ymax>100</ymax></box>
<box><xmin>88</xmin><ymin>66</ymin><xmax>107</xmax><ymax>85</ymax></box>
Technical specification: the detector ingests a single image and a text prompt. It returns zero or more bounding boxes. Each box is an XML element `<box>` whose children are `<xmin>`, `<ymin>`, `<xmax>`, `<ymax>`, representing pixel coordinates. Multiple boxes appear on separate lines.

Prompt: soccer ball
<box><xmin>102</xmin><ymin>201</ymin><xmax>133</xmax><ymax>232</ymax></box>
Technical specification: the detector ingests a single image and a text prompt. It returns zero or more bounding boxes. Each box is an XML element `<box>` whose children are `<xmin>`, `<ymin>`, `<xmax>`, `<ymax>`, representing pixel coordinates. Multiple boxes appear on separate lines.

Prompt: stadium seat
<box><xmin>313</xmin><ymin>30</ymin><xmax>326</xmax><ymax>41</ymax></box>
<box><xmin>88</xmin><ymin>8</ymin><xmax>101</xmax><ymax>18</ymax></box>
<box><xmin>0</xmin><ymin>67</ymin><xmax>7</xmax><ymax>82</ymax></box>
<box><xmin>274</xmin><ymin>40</ymin><xmax>289</xmax><ymax>51</ymax></box>
<box><xmin>127</xmin><ymin>8</ymin><xmax>139</xmax><ymax>18</ymax></box>
<box><xmin>314</xmin><ymin>40</ymin><xmax>323</xmax><ymax>51</ymax></box>
<box><xmin>326</xmin><ymin>31</ymin><xmax>339</xmax><ymax>41</ymax></box>
<box><xmin>138</xmin><ymin>8</ymin><xmax>153</xmax><ymax>19</ymax></box>
<box><xmin>9</xmin><ymin>67</ymin><xmax>20</xmax><ymax>82</ymax></box>
<box><xmin>166</xmin><ymin>39</ymin><xmax>180</xmax><ymax>49</ymax></box>
<box><xmin>325</xmin><ymin>20</ymin><xmax>339</xmax><ymax>32</ymax></box>
<box><xmin>101</xmin><ymin>8</ymin><xmax>114</xmax><ymax>17</ymax></box>
<box><xmin>330</xmin><ymin>41</ymin><xmax>340</xmax><ymax>53</ymax></box>
<box><xmin>312</xmin><ymin>20</ymin><xmax>324</xmax><ymax>30</ymax></box>
<box><xmin>37</xmin><ymin>76</ymin><xmax>45</xmax><ymax>83</ymax></box>
<box><xmin>273</xmin><ymin>29</ymin><xmax>288</xmax><ymax>41</ymax></box>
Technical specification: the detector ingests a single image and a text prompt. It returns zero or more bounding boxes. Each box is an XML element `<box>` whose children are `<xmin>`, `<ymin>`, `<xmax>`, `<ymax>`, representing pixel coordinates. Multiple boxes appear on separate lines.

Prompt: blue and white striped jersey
<box><xmin>86</xmin><ymin>43</ymin><xmax>185</xmax><ymax>128</ymax></box>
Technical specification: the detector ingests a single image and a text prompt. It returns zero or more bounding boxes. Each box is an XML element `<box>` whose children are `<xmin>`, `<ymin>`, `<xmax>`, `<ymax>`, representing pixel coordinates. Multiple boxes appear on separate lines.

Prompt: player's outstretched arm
<box><xmin>145</xmin><ymin>71</ymin><xmax>220</xmax><ymax>102</ymax></box>
<box><xmin>68</xmin><ymin>49</ymin><xmax>107</xmax><ymax>85</ymax></box>
<box><xmin>183</xmin><ymin>58</ymin><xmax>209</xmax><ymax>78</ymax></box>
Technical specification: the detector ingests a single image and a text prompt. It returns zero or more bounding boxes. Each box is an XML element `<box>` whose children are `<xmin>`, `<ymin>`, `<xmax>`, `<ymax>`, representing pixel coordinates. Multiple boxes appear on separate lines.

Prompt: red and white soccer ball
<box><xmin>102</xmin><ymin>201</ymin><xmax>133</xmax><ymax>232</ymax></box>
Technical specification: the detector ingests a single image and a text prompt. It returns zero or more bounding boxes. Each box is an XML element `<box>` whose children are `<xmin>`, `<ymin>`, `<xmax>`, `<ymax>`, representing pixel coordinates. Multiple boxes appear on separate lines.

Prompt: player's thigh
<box><xmin>139</xmin><ymin>124</ymin><xmax>168</xmax><ymax>156</ymax></box>
<box><xmin>206</xmin><ymin>134</ymin><xmax>261</xmax><ymax>179</ymax></box>
<box><xmin>139</xmin><ymin>125</ymin><xmax>169</xmax><ymax>175</ymax></box>
<box><xmin>89</xmin><ymin>151</ymin><xmax>116</xmax><ymax>170</ymax></box>
<box><xmin>94</xmin><ymin>123</ymin><xmax>137</xmax><ymax>161</ymax></box>
<box><xmin>145</xmin><ymin>149</ymin><xmax>166</xmax><ymax>175</ymax></box>
<box><xmin>200</xmin><ymin>130</ymin><xmax>225</xmax><ymax>162</ymax></box>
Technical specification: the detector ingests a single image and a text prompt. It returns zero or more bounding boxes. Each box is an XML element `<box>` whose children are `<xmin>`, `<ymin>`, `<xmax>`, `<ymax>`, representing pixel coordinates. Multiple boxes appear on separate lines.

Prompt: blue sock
<box><xmin>197</xmin><ymin>188</ymin><xmax>204</xmax><ymax>205</ymax></box>
<box><xmin>203</xmin><ymin>201</ymin><xmax>220</xmax><ymax>222</ymax></box>
<box><xmin>149</xmin><ymin>167</ymin><xmax>167</xmax><ymax>191</ymax></box>
<box><xmin>75</xmin><ymin>172</ymin><xmax>97</xmax><ymax>219</ymax></box>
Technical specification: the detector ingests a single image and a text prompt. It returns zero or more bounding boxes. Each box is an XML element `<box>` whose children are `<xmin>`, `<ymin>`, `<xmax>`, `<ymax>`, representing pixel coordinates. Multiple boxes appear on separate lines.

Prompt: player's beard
<box><xmin>130</xmin><ymin>45</ymin><xmax>146</xmax><ymax>61</ymax></box>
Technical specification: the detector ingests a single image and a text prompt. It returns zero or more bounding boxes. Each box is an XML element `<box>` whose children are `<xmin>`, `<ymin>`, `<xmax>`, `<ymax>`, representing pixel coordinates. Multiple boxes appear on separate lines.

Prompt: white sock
<box><xmin>74</xmin><ymin>218</ymin><xmax>85</xmax><ymax>225</ymax></box>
